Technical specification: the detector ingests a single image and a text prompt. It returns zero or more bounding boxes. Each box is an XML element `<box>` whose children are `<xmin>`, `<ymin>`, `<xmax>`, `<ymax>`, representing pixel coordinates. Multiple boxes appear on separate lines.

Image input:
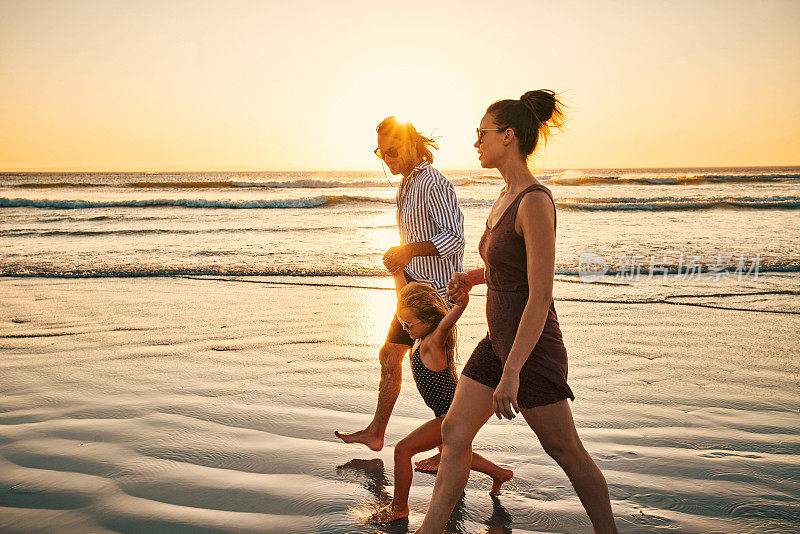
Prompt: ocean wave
<box><xmin>126</xmin><ymin>177</ymin><xmax>473</xmax><ymax>189</ymax></box>
<box><xmin>9</xmin><ymin>182</ymin><xmax>107</xmax><ymax>188</ymax></box>
<box><xmin>3</xmin><ymin>263</ymin><xmax>799</xmax><ymax>278</ymax></box>
<box><xmin>0</xmin><ymin>223</ymin><xmax>397</xmax><ymax>237</ymax></box>
<box><xmin>554</xmin><ymin>262</ymin><xmax>800</xmax><ymax>276</ymax></box>
<box><xmin>546</xmin><ymin>172</ymin><xmax>800</xmax><ymax>186</ymax></box>
<box><xmin>0</xmin><ymin>267</ymin><xmax>388</xmax><ymax>278</ymax></box>
<box><xmin>557</xmin><ymin>195</ymin><xmax>800</xmax><ymax>211</ymax></box>
<box><xmin>4</xmin><ymin>194</ymin><xmax>799</xmax><ymax>211</ymax></box>
<box><xmin>6</xmin><ymin>177</ymin><xmax>476</xmax><ymax>190</ymax></box>
<box><xmin>464</xmin><ymin>175</ymin><xmax>504</xmax><ymax>183</ymax></box>
<box><xmin>0</xmin><ymin>196</ymin><xmax>394</xmax><ymax>210</ymax></box>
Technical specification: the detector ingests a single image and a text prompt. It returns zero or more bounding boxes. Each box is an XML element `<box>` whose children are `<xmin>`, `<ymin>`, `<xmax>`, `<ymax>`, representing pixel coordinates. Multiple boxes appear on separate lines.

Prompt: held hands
<box><xmin>493</xmin><ymin>371</ymin><xmax>520</xmax><ymax>419</ymax></box>
<box><xmin>382</xmin><ymin>245</ymin><xmax>413</xmax><ymax>274</ymax></box>
<box><xmin>453</xmin><ymin>290</ymin><xmax>469</xmax><ymax>308</ymax></box>
<box><xmin>447</xmin><ymin>272</ymin><xmax>472</xmax><ymax>303</ymax></box>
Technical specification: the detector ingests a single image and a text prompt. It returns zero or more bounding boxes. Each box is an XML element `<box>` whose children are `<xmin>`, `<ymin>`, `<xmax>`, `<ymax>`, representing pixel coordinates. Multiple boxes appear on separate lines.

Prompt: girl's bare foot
<box><xmin>414</xmin><ymin>452</ymin><xmax>440</xmax><ymax>472</ymax></box>
<box><xmin>367</xmin><ymin>503</ymin><xmax>410</xmax><ymax>523</ymax></box>
<box><xmin>334</xmin><ymin>428</ymin><xmax>384</xmax><ymax>451</ymax></box>
<box><xmin>490</xmin><ymin>468</ymin><xmax>514</xmax><ymax>495</ymax></box>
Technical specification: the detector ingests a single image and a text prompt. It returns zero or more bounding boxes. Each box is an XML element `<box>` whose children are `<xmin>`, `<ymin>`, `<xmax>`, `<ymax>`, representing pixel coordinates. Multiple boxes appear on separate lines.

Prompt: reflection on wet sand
<box><xmin>336</xmin><ymin>458</ymin><xmax>514</xmax><ymax>534</ymax></box>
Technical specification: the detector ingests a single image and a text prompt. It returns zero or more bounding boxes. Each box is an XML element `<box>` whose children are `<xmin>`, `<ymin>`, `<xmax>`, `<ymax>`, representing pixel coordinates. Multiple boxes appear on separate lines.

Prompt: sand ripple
<box><xmin>1</xmin><ymin>278</ymin><xmax>798</xmax><ymax>533</ymax></box>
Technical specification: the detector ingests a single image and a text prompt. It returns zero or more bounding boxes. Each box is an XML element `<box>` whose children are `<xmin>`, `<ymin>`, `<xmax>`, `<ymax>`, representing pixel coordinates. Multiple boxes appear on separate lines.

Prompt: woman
<box><xmin>414</xmin><ymin>91</ymin><xmax>617</xmax><ymax>533</ymax></box>
<box><xmin>335</xmin><ymin>117</ymin><xmax>465</xmax><ymax>461</ymax></box>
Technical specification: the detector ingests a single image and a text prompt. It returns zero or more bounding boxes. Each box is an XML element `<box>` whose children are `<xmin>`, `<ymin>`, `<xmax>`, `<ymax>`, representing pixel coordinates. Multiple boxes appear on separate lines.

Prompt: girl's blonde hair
<box><xmin>397</xmin><ymin>282</ymin><xmax>457</xmax><ymax>376</ymax></box>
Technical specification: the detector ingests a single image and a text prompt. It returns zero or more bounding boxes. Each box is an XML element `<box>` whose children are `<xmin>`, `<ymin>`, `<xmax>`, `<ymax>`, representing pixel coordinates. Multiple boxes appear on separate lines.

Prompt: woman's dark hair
<box><xmin>486</xmin><ymin>89</ymin><xmax>565</xmax><ymax>158</ymax></box>
<box><xmin>376</xmin><ymin>116</ymin><xmax>438</xmax><ymax>163</ymax></box>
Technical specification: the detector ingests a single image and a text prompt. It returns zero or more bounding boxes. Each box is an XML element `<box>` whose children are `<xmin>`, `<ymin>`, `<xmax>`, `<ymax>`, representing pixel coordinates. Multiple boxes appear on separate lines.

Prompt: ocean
<box><xmin>2</xmin><ymin>166</ymin><xmax>799</xmax><ymax>313</ymax></box>
<box><xmin>1</xmin><ymin>168</ymin><xmax>799</xmax><ymax>272</ymax></box>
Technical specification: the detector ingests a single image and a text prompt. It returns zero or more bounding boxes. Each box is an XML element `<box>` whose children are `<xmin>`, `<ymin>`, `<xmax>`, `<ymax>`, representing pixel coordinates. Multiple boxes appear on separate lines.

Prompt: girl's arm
<box><xmin>393</xmin><ymin>270</ymin><xmax>409</xmax><ymax>296</ymax></box>
<box><xmin>493</xmin><ymin>192</ymin><xmax>556</xmax><ymax>419</ymax></box>
<box><xmin>429</xmin><ymin>292</ymin><xmax>468</xmax><ymax>347</ymax></box>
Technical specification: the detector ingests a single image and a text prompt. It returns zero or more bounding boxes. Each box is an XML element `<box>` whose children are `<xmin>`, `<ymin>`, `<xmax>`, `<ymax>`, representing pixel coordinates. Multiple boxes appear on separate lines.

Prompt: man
<box><xmin>335</xmin><ymin>117</ymin><xmax>465</xmax><ymax>467</ymax></box>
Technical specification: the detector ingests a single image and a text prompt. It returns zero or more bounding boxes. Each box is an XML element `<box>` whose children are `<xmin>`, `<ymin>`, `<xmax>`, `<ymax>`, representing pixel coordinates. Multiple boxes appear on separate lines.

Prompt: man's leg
<box><xmin>334</xmin><ymin>341</ymin><xmax>409</xmax><ymax>451</ymax></box>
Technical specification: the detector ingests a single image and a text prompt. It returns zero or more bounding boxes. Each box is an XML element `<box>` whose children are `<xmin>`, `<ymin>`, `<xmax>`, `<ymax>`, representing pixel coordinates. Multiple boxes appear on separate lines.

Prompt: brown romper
<box><xmin>461</xmin><ymin>183</ymin><xmax>575</xmax><ymax>408</ymax></box>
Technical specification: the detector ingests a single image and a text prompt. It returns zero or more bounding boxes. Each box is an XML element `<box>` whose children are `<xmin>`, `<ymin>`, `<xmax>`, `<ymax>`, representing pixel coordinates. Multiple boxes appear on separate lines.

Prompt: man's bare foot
<box><xmin>490</xmin><ymin>468</ymin><xmax>514</xmax><ymax>495</ymax></box>
<box><xmin>367</xmin><ymin>503</ymin><xmax>410</xmax><ymax>523</ymax></box>
<box><xmin>334</xmin><ymin>429</ymin><xmax>384</xmax><ymax>451</ymax></box>
<box><xmin>414</xmin><ymin>452</ymin><xmax>440</xmax><ymax>472</ymax></box>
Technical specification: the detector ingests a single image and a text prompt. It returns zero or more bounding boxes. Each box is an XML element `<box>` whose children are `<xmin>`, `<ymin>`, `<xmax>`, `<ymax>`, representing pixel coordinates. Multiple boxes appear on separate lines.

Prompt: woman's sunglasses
<box><xmin>476</xmin><ymin>127</ymin><xmax>506</xmax><ymax>143</ymax></box>
<box><xmin>374</xmin><ymin>147</ymin><xmax>399</xmax><ymax>160</ymax></box>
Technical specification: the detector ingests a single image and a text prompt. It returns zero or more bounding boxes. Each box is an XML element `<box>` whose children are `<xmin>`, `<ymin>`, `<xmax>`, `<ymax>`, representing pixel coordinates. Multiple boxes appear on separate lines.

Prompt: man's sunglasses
<box><xmin>374</xmin><ymin>147</ymin><xmax>399</xmax><ymax>160</ymax></box>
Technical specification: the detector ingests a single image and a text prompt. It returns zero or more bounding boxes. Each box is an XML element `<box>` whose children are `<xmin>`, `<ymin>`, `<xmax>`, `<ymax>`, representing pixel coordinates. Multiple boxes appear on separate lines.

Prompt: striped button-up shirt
<box><xmin>397</xmin><ymin>161</ymin><xmax>465</xmax><ymax>298</ymax></box>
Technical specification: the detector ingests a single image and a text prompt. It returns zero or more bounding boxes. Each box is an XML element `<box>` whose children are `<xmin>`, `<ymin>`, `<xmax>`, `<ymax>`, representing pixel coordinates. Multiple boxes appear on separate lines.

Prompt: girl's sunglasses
<box><xmin>396</xmin><ymin>315</ymin><xmax>422</xmax><ymax>330</ymax></box>
<box><xmin>374</xmin><ymin>147</ymin><xmax>399</xmax><ymax>160</ymax></box>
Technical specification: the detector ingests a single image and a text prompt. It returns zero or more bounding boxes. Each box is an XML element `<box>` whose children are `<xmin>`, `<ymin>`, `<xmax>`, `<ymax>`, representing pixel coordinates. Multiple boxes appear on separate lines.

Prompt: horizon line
<box><xmin>2</xmin><ymin>163</ymin><xmax>800</xmax><ymax>174</ymax></box>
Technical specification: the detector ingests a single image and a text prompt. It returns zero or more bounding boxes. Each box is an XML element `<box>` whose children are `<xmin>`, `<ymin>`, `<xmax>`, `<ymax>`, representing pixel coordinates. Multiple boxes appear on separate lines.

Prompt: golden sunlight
<box><xmin>323</xmin><ymin>62</ymin><xmax>478</xmax><ymax>169</ymax></box>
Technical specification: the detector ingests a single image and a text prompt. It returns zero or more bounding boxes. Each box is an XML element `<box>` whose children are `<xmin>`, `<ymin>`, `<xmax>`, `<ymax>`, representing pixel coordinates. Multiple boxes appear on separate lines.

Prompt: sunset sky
<box><xmin>1</xmin><ymin>0</ymin><xmax>798</xmax><ymax>171</ymax></box>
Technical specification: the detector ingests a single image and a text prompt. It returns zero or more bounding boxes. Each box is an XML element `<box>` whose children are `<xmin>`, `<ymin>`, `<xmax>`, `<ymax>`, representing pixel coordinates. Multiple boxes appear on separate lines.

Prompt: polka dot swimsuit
<box><xmin>410</xmin><ymin>344</ymin><xmax>458</xmax><ymax>417</ymax></box>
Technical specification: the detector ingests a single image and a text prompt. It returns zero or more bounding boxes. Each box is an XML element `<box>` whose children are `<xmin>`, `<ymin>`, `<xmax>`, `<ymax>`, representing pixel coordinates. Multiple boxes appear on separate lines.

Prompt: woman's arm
<box><xmin>493</xmin><ymin>191</ymin><xmax>556</xmax><ymax>419</ymax></box>
<box><xmin>466</xmin><ymin>268</ymin><xmax>486</xmax><ymax>286</ymax></box>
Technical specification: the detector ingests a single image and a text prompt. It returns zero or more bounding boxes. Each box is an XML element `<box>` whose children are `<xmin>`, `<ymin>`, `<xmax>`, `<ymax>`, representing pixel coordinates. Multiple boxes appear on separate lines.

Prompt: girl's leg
<box><xmin>520</xmin><ymin>400</ymin><xmax>618</xmax><ymax>534</ymax></box>
<box><xmin>469</xmin><ymin>452</ymin><xmax>513</xmax><ymax>495</ymax></box>
<box><xmin>368</xmin><ymin>417</ymin><xmax>444</xmax><ymax>523</ymax></box>
<box><xmin>415</xmin><ymin>376</ymin><xmax>495</xmax><ymax>533</ymax></box>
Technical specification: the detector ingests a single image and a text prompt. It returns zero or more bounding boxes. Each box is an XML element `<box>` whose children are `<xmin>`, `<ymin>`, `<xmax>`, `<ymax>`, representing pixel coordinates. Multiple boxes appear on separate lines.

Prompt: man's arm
<box><xmin>426</xmin><ymin>182</ymin><xmax>465</xmax><ymax>259</ymax></box>
<box><xmin>383</xmin><ymin>241</ymin><xmax>439</xmax><ymax>273</ymax></box>
<box><xmin>382</xmin><ymin>179</ymin><xmax>465</xmax><ymax>273</ymax></box>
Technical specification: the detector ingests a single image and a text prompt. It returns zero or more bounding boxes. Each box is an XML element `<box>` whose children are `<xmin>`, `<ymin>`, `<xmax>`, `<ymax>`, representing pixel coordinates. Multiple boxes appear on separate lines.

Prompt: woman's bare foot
<box><xmin>414</xmin><ymin>452</ymin><xmax>440</xmax><ymax>472</ymax></box>
<box><xmin>367</xmin><ymin>503</ymin><xmax>410</xmax><ymax>523</ymax></box>
<box><xmin>490</xmin><ymin>468</ymin><xmax>514</xmax><ymax>495</ymax></box>
<box><xmin>334</xmin><ymin>428</ymin><xmax>384</xmax><ymax>451</ymax></box>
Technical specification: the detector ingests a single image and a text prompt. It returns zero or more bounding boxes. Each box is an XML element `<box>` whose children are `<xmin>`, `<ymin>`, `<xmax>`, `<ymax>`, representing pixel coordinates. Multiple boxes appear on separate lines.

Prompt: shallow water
<box><xmin>1</xmin><ymin>277</ymin><xmax>798</xmax><ymax>533</ymax></box>
<box><xmin>2</xmin><ymin>167</ymin><xmax>800</xmax><ymax>279</ymax></box>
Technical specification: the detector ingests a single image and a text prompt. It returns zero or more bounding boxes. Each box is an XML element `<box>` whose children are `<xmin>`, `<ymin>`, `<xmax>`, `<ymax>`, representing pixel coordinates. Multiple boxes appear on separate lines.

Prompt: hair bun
<box><xmin>486</xmin><ymin>89</ymin><xmax>564</xmax><ymax>157</ymax></box>
<box><xmin>520</xmin><ymin>90</ymin><xmax>556</xmax><ymax>123</ymax></box>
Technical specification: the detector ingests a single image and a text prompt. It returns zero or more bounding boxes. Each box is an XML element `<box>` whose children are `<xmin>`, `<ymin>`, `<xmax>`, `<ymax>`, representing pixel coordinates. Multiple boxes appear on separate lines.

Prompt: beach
<box><xmin>2</xmin><ymin>167</ymin><xmax>799</xmax><ymax>532</ymax></box>
<box><xmin>2</xmin><ymin>275</ymin><xmax>798</xmax><ymax>533</ymax></box>
<box><xmin>3</xmin><ymin>0</ymin><xmax>800</xmax><ymax>529</ymax></box>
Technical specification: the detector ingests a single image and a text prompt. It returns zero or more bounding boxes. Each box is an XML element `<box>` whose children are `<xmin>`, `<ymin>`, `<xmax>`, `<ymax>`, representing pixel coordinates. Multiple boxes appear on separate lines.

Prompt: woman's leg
<box><xmin>520</xmin><ymin>400</ymin><xmax>618</xmax><ymax>534</ymax></box>
<box><xmin>415</xmin><ymin>376</ymin><xmax>495</xmax><ymax>533</ymax></box>
<box><xmin>368</xmin><ymin>417</ymin><xmax>443</xmax><ymax>523</ymax></box>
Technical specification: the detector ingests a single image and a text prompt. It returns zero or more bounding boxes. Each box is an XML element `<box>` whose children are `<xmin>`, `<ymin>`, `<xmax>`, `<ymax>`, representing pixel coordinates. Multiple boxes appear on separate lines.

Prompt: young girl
<box><xmin>368</xmin><ymin>277</ymin><xmax>513</xmax><ymax>523</ymax></box>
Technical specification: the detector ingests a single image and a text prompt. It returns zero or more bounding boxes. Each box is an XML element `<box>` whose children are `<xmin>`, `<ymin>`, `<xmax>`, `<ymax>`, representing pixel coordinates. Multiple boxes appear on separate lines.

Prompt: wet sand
<box><xmin>1</xmin><ymin>276</ymin><xmax>798</xmax><ymax>533</ymax></box>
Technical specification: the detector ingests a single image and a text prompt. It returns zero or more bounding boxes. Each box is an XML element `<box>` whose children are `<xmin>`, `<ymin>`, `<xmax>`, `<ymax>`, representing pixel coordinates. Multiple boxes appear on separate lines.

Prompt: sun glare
<box><xmin>325</xmin><ymin>62</ymin><xmax>477</xmax><ymax>169</ymax></box>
